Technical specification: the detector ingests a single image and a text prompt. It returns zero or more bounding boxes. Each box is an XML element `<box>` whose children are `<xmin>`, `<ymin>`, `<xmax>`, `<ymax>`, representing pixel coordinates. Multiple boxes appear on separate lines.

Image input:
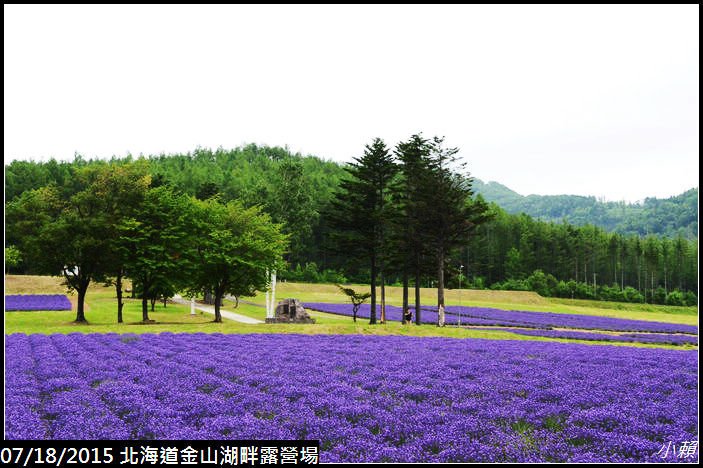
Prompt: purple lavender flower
<box><xmin>4</xmin><ymin>333</ymin><xmax>698</xmax><ymax>463</ymax></box>
<box><xmin>304</xmin><ymin>303</ymin><xmax>546</xmax><ymax>328</ymax></box>
<box><xmin>5</xmin><ymin>294</ymin><xmax>72</xmax><ymax>311</ymax></box>
<box><xmin>435</xmin><ymin>305</ymin><xmax>697</xmax><ymax>335</ymax></box>
<box><xmin>481</xmin><ymin>328</ymin><xmax>699</xmax><ymax>346</ymax></box>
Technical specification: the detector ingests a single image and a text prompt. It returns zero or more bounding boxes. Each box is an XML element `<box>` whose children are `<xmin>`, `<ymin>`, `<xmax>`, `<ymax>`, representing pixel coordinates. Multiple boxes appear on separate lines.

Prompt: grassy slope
<box><xmin>4</xmin><ymin>275</ymin><xmax>698</xmax><ymax>350</ymax></box>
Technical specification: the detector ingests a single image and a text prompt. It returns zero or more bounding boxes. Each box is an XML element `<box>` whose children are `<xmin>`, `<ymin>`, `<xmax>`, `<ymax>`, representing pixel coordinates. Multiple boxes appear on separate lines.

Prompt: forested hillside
<box><xmin>5</xmin><ymin>145</ymin><xmax>698</xmax><ymax>305</ymax></box>
<box><xmin>5</xmin><ymin>145</ymin><xmax>347</xmax><ymax>269</ymax></box>
<box><xmin>472</xmin><ymin>179</ymin><xmax>698</xmax><ymax>239</ymax></box>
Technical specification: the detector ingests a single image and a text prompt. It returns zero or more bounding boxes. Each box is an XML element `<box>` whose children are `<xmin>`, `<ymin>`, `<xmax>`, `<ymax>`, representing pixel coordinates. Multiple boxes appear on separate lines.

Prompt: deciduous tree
<box><xmin>187</xmin><ymin>198</ymin><xmax>288</xmax><ymax>323</ymax></box>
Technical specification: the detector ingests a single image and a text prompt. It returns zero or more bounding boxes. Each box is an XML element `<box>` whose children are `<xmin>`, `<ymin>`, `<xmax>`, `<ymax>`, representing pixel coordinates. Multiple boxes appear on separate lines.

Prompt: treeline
<box><xmin>5</xmin><ymin>144</ymin><xmax>698</xmax><ymax>308</ymax></box>
<box><xmin>461</xmin><ymin>208</ymin><xmax>698</xmax><ymax>305</ymax></box>
<box><xmin>473</xmin><ymin>179</ymin><xmax>698</xmax><ymax>239</ymax></box>
<box><xmin>5</xmin><ymin>162</ymin><xmax>288</xmax><ymax>323</ymax></box>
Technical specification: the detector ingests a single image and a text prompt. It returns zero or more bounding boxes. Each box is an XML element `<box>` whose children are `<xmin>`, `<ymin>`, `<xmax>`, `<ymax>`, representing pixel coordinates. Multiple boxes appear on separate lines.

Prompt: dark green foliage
<box><xmin>281</xmin><ymin>263</ymin><xmax>348</xmax><ymax>284</ymax></box>
<box><xmin>4</xmin><ymin>159</ymin><xmax>73</xmax><ymax>202</ymax></box>
<box><xmin>391</xmin><ymin>134</ymin><xmax>435</xmax><ymax>324</ymax></box>
<box><xmin>526</xmin><ymin>270</ymin><xmax>558</xmax><ymax>297</ymax></box>
<box><xmin>463</xmin><ymin>202</ymin><xmax>697</xmax><ymax>304</ymax></box>
<box><xmin>328</xmin><ymin>138</ymin><xmax>397</xmax><ymax>324</ymax></box>
<box><xmin>683</xmin><ymin>291</ymin><xmax>697</xmax><ymax>307</ymax></box>
<box><xmin>195</xmin><ymin>181</ymin><xmax>221</xmax><ymax>200</ymax></box>
<box><xmin>504</xmin><ymin>247</ymin><xmax>523</xmax><ymax>280</ymax></box>
<box><xmin>421</xmin><ymin>136</ymin><xmax>493</xmax><ymax>325</ymax></box>
<box><xmin>264</xmin><ymin>158</ymin><xmax>318</xmax><ymax>266</ymax></box>
<box><xmin>652</xmin><ymin>286</ymin><xmax>667</xmax><ymax>305</ymax></box>
<box><xmin>664</xmin><ymin>290</ymin><xmax>685</xmax><ymax>306</ymax></box>
<box><xmin>5</xmin><ymin>165</ymin><xmax>119</xmax><ymax>322</ymax></box>
<box><xmin>116</xmin><ymin>186</ymin><xmax>195</xmax><ymax>322</ymax></box>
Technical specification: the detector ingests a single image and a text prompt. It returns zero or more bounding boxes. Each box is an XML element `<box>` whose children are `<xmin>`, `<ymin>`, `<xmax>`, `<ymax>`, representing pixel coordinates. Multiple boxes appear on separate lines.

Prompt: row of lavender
<box><xmin>5</xmin><ymin>294</ymin><xmax>72</xmax><ymax>311</ymax></box>
<box><xmin>5</xmin><ymin>333</ymin><xmax>697</xmax><ymax>462</ymax></box>
<box><xmin>305</xmin><ymin>302</ymin><xmax>697</xmax><ymax>338</ymax></box>
<box><xmin>433</xmin><ymin>305</ymin><xmax>698</xmax><ymax>335</ymax></box>
<box><xmin>483</xmin><ymin>328</ymin><xmax>698</xmax><ymax>346</ymax></box>
<box><xmin>304</xmin><ymin>302</ymin><xmax>535</xmax><ymax>328</ymax></box>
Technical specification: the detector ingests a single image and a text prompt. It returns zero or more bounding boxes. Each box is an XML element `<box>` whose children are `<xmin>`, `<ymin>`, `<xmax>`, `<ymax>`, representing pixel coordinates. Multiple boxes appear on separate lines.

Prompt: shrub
<box><xmin>622</xmin><ymin>287</ymin><xmax>645</xmax><ymax>303</ymax></box>
<box><xmin>665</xmin><ymin>290</ymin><xmax>685</xmax><ymax>306</ymax></box>
<box><xmin>683</xmin><ymin>291</ymin><xmax>697</xmax><ymax>307</ymax></box>
<box><xmin>598</xmin><ymin>284</ymin><xmax>626</xmax><ymax>302</ymax></box>
<box><xmin>526</xmin><ymin>270</ymin><xmax>558</xmax><ymax>297</ymax></box>
<box><xmin>652</xmin><ymin>287</ymin><xmax>667</xmax><ymax>305</ymax></box>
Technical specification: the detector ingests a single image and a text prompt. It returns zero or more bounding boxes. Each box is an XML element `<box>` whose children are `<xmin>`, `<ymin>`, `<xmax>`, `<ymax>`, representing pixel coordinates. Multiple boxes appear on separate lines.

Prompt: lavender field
<box><xmin>5</xmin><ymin>333</ymin><xmax>698</xmax><ymax>462</ymax></box>
<box><xmin>5</xmin><ymin>294</ymin><xmax>72</xmax><ymax>311</ymax></box>
<box><xmin>305</xmin><ymin>302</ymin><xmax>698</xmax><ymax>346</ymax></box>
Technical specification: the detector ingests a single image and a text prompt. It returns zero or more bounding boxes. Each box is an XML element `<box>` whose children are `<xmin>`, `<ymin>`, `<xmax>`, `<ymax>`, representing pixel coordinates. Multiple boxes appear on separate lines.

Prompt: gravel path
<box><xmin>171</xmin><ymin>295</ymin><xmax>264</xmax><ymax>324</ymax></box>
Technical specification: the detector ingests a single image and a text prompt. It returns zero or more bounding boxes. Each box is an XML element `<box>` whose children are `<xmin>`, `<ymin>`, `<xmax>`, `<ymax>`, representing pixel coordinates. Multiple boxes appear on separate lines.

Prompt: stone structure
<box><xmin>265</xmin><ymin>298</ymin><xmax>316</xmax><ymax>324</ymax></box>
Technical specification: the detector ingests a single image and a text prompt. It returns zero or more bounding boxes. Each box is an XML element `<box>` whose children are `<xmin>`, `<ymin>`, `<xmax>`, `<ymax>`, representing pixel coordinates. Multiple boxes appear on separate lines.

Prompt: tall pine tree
<box><xmin>392</xmin><ymin>134</ymin><xmax>435</xmax><ymax>325</ymax></box>
<box><xmin>328</xmin><ymin>138</ymin><xmax>397</xmax><ymax>324</ymax></box>
<box><xmin>424</xmin><ymin>136</ymin><xmax>493</xmax><ymax>326</ymax></box>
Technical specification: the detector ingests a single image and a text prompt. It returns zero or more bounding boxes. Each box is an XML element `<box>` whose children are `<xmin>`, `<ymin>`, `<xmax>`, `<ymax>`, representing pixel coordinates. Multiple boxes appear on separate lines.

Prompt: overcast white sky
<box><xmin>4</xmin><ymin>4</ymin><xmax>699</xmax><ymax>202</ymax></box>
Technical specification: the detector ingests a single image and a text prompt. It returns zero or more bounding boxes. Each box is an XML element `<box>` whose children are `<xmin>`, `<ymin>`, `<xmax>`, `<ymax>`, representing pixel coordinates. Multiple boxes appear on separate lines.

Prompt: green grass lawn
<box><xmin>242</xmin><ymin>281</ymin><xmax>698</xmax><ymax>326</ymax></box>
<box><xmin>4</xmin><ymin>275</ymin><xmax>698</xmax><ymax>350</ymax></box>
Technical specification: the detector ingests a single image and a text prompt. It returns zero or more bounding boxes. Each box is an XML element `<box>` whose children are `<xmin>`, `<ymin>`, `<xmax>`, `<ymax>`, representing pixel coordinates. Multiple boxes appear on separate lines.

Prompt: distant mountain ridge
<box><xmin>471</xmin><ymin>179</ymin><xmax>698</xmax><ymax>239</ymax></box>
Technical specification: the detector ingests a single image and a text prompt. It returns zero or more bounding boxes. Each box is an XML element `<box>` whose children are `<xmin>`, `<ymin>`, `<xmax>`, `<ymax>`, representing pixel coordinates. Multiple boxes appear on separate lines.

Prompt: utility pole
<box><xmin>265</xmin><ymin>269</ymin><xmax>270</xmax><ymax>318</ymax></box>
<box><xmin>271</xmin><ymin>270</ymin><xmax>277</xmax><ymax>317</ymax></box>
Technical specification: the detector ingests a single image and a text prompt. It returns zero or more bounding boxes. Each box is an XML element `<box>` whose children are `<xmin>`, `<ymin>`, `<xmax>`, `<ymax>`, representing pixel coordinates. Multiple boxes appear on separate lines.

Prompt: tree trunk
<box><xmin>116</xmin><ymin>272</ymin><xmax>124</xmax><ymax>324</ymax></box>
<box><xmin>142</xmin><ymin>294</ymin><xmax>150</xmax><ymax>322</ymax></box>
<box><xmin>437</xmin><ymin>250</ymin><xmax>445</xmax><ymax>327</ymax></box>
<box><xmin>74</xmin><ymin>283</ymin><xmax>89</xmax><ymax>323</ymax></box>
<box><xmin>117</xmin><ymin>299</ymin><xmax>124</xmax><ymax>323</ymax></box>
<box><xmin>402</xmin><ymin>271</ymin><xmax>409</xmax><ymax>324</ymax></box>
<box><xmin>369</xmin><ymin>253</ymin><xmax>377</xmax><ymax>325</ymax></box>
<box><xmin>151</xmin><ymin>297</ymin><xmax>156</xmax><ymax>312</ymax></box>
<box><xmin>352</xmin><ymin>304</ymin><xmax>358</xmax><ymax>323</ymax></box>
<box><xmin>214</xmin><ymin>288</ymin><xmax>223</xmax><ymax>323</ymax></box>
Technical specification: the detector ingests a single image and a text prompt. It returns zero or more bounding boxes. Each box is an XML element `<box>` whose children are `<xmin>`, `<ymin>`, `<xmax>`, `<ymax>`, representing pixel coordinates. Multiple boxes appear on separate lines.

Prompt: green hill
<box><xmin>473</xmin><ymin>179</ymin><xmax>698</xmax><ymax>239</ymax></box>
